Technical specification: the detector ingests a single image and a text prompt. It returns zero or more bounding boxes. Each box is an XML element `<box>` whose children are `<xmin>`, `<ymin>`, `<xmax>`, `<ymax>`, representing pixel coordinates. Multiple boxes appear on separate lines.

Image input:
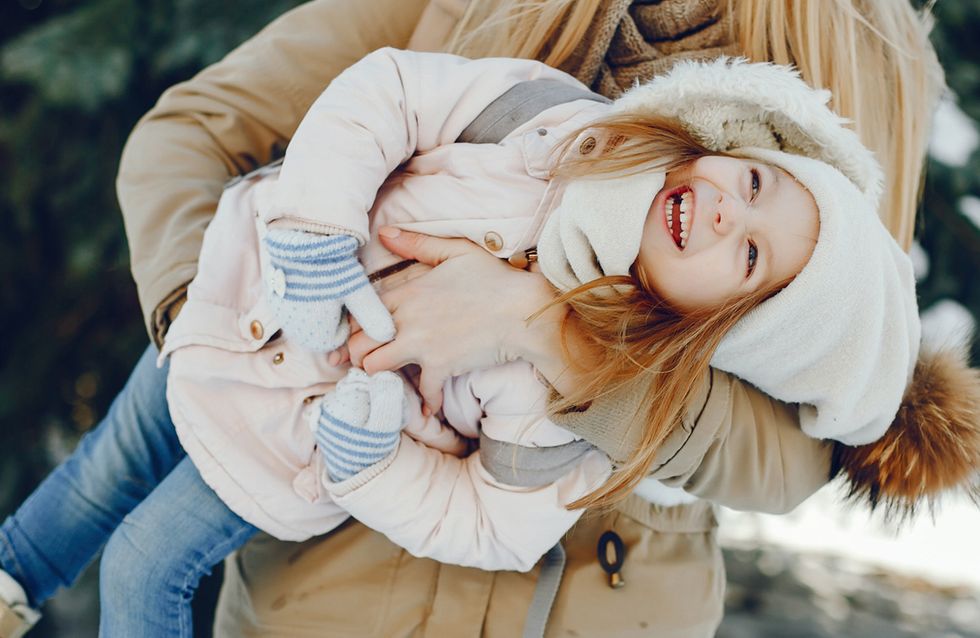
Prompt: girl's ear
<box><xmin>831</xmin><ymin>347</ymin><xmax>980</xmax><ymax>520</ymax></box>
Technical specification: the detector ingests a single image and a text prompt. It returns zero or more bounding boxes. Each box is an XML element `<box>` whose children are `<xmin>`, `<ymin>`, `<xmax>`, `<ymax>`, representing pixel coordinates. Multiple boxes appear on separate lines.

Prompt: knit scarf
<box><xmin>559</xmin><ymin>0</ymin><xmax>739</xmax><ymax>98</ymax></box>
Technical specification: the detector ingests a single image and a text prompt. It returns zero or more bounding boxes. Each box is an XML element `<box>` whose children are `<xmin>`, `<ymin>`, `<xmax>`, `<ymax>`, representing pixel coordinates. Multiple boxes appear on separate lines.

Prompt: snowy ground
<box><xmin>718</xmin><ymin>487</ymin><xmax>980</xmax><ymax>592</ymax></box>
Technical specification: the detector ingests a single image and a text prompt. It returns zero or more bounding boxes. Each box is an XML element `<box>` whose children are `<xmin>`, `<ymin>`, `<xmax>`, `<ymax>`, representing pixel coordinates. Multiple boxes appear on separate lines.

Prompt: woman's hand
<box><xmin>348</xmin><ymin>228</ymin><xmax>567</xmax><ymax>413</ymax></box>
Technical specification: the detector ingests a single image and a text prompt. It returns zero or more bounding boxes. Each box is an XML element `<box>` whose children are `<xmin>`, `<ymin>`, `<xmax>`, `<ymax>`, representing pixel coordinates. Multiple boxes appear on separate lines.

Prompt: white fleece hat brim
<box><xmin>710</xmin><ymin>149</ymin><xmax>920</xmax><ymax>445</ymax></box>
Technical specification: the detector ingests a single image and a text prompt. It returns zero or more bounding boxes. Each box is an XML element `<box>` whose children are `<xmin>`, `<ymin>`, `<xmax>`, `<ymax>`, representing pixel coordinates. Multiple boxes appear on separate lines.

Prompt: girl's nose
<box><xmin>712</xmin><ymin>192</ymin><xmax>739</xmax><ymax>235</ymax></box>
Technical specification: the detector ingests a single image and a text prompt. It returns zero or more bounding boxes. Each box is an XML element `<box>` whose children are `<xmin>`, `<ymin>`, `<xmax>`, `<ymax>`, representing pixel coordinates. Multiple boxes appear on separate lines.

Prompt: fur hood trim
<box><xmin>831</xmin><ymin>347</ymin><xmax>980</xmax><ymax>518</ymax></box>
<box><xmin>613</xmin><ymin>57</ymin><xmax>884</xmax><ymax>204</ymax></box>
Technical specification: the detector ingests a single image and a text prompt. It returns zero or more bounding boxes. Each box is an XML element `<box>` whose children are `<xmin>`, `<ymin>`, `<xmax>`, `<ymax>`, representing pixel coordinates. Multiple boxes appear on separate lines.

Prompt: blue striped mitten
<box><xmin>263</xmin><ymin>229</ymin><xmax>395</xmax><ymax>352</ymax></box>
<box><xmin>315</xmin><ymin>368</ymin><xmax>407</xmax><ymax>482</ymax></box>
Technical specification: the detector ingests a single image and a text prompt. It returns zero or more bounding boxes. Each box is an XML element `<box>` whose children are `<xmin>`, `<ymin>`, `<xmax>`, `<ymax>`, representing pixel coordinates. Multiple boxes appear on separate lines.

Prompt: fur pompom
<box><xmin>831</xmin><ymin>348</ymin><xmax>980</xmax><ymax>519</ymax></box>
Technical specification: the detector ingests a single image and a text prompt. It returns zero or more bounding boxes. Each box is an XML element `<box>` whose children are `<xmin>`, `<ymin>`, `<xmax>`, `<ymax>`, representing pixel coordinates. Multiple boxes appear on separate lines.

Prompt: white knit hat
<box><xmin>538</xmin><ymin>58</ymin><xmax>920</xmax><ymax>445</ymax></box>
<box><xmin>713</xmin><ymin>148</ymin><xmax>919</xmax><ymax>445</ymax></box>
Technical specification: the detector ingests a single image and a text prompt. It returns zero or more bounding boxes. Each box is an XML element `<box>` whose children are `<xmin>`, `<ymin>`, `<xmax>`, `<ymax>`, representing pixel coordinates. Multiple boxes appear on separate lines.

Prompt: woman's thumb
<box><xmin>378</xmin><ymin>227</ymin><xmax>481</xmax><ymax>267</ymax></box>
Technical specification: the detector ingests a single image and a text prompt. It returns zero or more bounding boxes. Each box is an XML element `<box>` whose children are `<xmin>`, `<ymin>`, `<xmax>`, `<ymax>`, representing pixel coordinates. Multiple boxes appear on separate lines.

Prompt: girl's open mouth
<box><xmin>664</xmin><ymin>186</ymin><xmax>694</xmax><ymax>250</ymax></box>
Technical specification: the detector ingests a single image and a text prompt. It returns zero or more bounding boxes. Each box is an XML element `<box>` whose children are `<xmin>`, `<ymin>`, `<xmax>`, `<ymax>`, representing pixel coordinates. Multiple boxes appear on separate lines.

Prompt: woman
<box><xmin>227</xmin><ymin>7</ymin><xmax>946</xmax><ymax>638</ymax></box>
<box><xmin>129</xmin><ymin>3</ymin><xmax>943</xmax><ymax>636</ymax></box>
<box><xmin>0</xmin><ymin>1</ymin><xmax>945</xmax><ymax>637</ymax></box>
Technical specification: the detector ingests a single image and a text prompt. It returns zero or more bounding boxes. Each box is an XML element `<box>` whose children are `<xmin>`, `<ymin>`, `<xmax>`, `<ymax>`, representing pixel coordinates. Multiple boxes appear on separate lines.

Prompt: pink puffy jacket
<box><xmin>162</xmin><ymin>49</ymin><xmax>682</xmax><ymax>571</ymax></box>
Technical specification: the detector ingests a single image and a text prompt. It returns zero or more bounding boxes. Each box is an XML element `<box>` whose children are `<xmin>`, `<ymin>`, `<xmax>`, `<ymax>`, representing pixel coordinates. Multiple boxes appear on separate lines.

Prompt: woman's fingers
<box><xmin>351</xmin><ymin>229</ymin><xmax>567</xmax><ymax>409</ymax></box>
<box><xmin>360</xmin><ymin>339</ymin><xmax>413</xmax><ymax>376</ymax></box>
<box><xmin>327</xmin><ymin>345</ymin><xmax>349</xmax><ymax>366</ymax></box>
<box><xmin>378</xmin><ymin>227</ymin><xmax>485</xmax><ymax>266</ymax></box>
<box><xmin>348</xmin><ymin>329</ymin><xmax>385</xmax><ymax>368</ymax></box>
<box><xmin>416</xmin><ymin>370</ymin><xmax>446</xmax><ymax>415</ymax></box>
<box><xmin>348</xmin><ymin>314</ymin><xmax>361</xmax><ymax>335</ymax></box>
<box><xmin>359</xmin><ymin>340</ymin><xmax>448</xmax><ymax>412</ymax></box>
<box><xmin>346</xmin><ymin>285</ymin><xmax>407</xmax><ymax>366</ymax></box>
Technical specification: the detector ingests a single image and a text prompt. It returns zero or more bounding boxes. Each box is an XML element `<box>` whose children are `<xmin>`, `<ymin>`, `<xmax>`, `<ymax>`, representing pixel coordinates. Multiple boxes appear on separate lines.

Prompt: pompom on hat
<box><xmin>540</xmin><ymin>57</ymin><xmax>919</xmax><ymax>446</ymax></box>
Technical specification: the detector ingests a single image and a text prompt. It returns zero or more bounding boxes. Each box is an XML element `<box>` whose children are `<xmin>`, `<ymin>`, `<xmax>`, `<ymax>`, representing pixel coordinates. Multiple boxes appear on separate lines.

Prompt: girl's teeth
<box><xmin>679</xmin><ymin>191</ymin><xmax>692</xmax><ymax>244</ymax></box>
<box><xmin>668</xmin><ymin>190</ymin><xmax>693</xmax><ymax>249</ymax></box>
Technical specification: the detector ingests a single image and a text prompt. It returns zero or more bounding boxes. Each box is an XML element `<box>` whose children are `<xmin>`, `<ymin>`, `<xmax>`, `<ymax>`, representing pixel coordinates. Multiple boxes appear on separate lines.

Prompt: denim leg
<box><xmin>99</xmin><ymin>457</ymin><xmax>258</xmax><ymax>638</ymax></box>
<box><xmin>0</xmin><ymin>345</ymin><xmax>182</xmax><ymax>607</ymax></box>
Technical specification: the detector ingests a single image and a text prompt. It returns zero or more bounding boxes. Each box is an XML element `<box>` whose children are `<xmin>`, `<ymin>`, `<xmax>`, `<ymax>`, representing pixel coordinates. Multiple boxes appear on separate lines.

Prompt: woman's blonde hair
<box><xmin>445</xmin><ymin>0</ymin><xmax>603</xmax><ymax>68</ymax></box>
<box><xmin>446</xmin><ymin>0</ymin><xmax>944</xmax><ymax>249</ymax></box>
<box><xmin>543</xmin><ymin>115</ymin><xmax>789</xmax><ymax>508</ymax></box>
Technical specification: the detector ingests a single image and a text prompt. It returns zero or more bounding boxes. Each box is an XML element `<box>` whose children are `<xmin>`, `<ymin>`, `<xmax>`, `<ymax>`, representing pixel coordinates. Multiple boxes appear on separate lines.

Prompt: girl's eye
<box><xmin>750</xmin><ymin>169</ymin><xmax>761</xmax><ymax>201</ymax></box>
<box><xmin>746</xmin><ymin>241</ymin><xmax>758</xmax><ymax>277</ymax></box>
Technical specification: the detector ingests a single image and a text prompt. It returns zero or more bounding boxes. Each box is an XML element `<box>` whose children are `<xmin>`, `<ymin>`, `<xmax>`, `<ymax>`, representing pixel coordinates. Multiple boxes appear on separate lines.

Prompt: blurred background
<box><xmin>0</xmin><ymin>0</ymin><xmax>978</xmax><ymax>636</ymax></box>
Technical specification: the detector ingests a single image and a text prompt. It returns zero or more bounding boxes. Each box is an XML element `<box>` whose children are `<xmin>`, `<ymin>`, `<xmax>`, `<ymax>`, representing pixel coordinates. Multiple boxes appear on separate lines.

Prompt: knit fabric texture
<box><xmin>315</xmin><ymin>369</ymin><xmax>407</xmax><ymax>482</ymax></box>
<box><xmin>560</xmin><ymin>0</ymin><xmax>738</xmax><ymax>99</ymax></box>
<box><xmin>538</xmin><ymin>169</ymin><xmax>665</xmax><ymax>292</ymax></box>
<box><xmin>263</xmin><ymin>229</ymin><xmax>395</xmax><ymax>352</ymax></box>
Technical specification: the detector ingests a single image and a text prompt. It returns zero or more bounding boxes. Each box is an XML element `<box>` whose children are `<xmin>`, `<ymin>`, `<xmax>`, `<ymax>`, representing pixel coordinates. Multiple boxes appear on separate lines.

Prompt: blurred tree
<box><xmin>0</xmin><ymin>0</ymin><xmax>306</xmax><ymax>523</ymax></box>
<box><xmin>0</xmin><ymin>3</ymin><xmax>305</xmax><ymax>634</ymax></box>
<box><xmin>916</xmin><ymin>1</ymin><xmax>980</xmax><ymax>366</ymax></box>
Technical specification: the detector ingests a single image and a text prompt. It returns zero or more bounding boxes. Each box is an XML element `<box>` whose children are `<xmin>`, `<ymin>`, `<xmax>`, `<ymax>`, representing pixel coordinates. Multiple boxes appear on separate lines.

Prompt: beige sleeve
<box><xmin>650</xmin><ymin>368</ymin><xmax>833</xmax><ymax>514</ymax></box>
<box><xmin>554</xmin><ymin>366</ymin><xmax>832</xmax><ymax>514</ymax></box>
<box><xmin>116</xmin><ymin>0</ymin><xmax>432</xmax><ymax>346</ymax></box>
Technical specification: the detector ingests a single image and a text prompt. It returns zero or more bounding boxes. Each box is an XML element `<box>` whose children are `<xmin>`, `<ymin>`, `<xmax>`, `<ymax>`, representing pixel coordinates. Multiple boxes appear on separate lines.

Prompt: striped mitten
<box><xmin>263</xmin><ymin>229</ymin><xmax>395</xmax><ymax>352</ymax></box>
<box><xmin>315</xmin><ymin>368</ymin><xmax>407</xmax><ymax>482</ymax></box>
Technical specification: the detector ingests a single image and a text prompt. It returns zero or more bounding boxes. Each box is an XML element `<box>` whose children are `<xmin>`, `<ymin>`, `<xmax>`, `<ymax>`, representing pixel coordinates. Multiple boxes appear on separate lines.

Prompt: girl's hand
<box><xmin>348</xmin><ymin>228</ymin><xmax>566</xmax><ymax>413</ymax></box>
<box><xmin>315</xmin><ymin>368</ymin><xmax>406</xmax><ymax>482</ymax></box>
<box><xmin>264</xmin><ymin>230</ymin><xmax>395</xmax><ymax>352</ymax></box>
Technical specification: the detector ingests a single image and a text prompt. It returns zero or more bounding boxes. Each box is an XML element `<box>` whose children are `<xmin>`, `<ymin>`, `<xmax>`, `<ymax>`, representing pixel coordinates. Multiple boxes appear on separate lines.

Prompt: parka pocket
<box><xmin>545</xmin><ymin>496</ymin><xmax>725</xmax><ymax>638</ymax></box>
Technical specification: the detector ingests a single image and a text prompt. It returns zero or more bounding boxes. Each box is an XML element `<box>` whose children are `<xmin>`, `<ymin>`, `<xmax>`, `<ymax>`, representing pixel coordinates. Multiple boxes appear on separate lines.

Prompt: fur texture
<box><xmin>831</xmin><ymin>348</ymin><xmax>980</xmax><ymax>519</ymax></box>
<box><xmin>614</xmin><ymin>57</ymin><xmax>884</xmax><ymax>203</ymax></box>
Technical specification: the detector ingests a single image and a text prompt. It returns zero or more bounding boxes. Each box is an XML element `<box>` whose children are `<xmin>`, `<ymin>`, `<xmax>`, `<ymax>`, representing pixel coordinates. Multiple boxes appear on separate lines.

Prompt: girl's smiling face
<box><xmin>635</xmin><ymin>155</ymin><xmax>820</xmax><ymax>310</ymax></box>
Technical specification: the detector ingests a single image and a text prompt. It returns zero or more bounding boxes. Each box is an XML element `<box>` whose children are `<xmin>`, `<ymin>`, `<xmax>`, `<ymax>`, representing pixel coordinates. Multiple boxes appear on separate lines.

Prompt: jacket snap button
<box><xmin>484</xmin><ymin>231</ymin><xmax>503</xmax><ymax>252</ymax></box>
<box><xmin>273</xmin><ymin>352</ymin><xmax>285</xmax><ymax>365</ymax></box>
<box><xmin>536</xmin><ymin>127</ymin><xmax>548</xmax><ymax>136</ymax></box>
<box><xmin>579</xmin><ymin>136</ymin><xmax>597</xmax><ymax>155</ymax></box>
<box><xmin>250</xmin><ymin>320</ymin><xmax>264</xmax><ymax>340</ymax></box>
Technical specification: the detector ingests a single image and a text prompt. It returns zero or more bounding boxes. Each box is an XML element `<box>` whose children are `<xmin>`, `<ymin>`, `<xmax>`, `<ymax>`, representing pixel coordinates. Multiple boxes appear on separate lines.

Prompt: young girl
<box><xmin>0</xmin><ymin>49</ymin><xmax>934</xmax><ymax>636</ymax></box>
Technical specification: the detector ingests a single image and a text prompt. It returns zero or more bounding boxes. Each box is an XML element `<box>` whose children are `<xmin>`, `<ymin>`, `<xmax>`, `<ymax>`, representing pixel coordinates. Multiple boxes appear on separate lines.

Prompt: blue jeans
<box><xmin>0</xmin><ymin>345</ymin><xmax>258</xmax><ymax>637</ymax></box>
